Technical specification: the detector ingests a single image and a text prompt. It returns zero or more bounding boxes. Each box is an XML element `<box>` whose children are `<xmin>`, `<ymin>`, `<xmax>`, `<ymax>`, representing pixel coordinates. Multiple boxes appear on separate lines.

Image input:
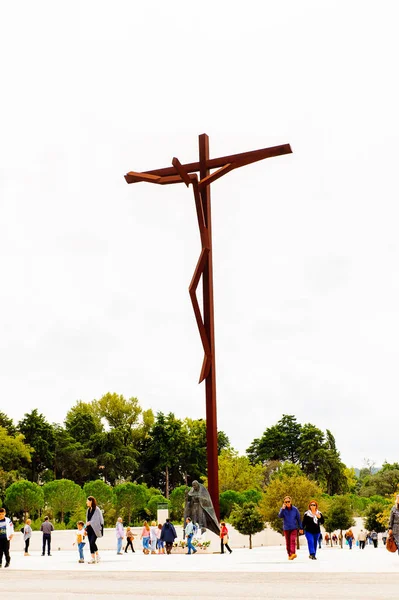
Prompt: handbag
<box><xmin>386</xmin><ymin>535</ymin><xmax>397</xmax><ymax>553</ymax></box>
<box><xmin>223</xmin><ymin>535</ymin><xmax>228</xmax><ymax>544</ymax></box>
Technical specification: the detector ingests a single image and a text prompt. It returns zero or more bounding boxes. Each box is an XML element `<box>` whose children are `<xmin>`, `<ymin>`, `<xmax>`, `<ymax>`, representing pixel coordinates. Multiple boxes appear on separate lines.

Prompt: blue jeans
<box><xmin>348</xmin><ymin>537</ymin><xmax>353</xmax><ymax>549</ymax></box>
<box><xmin>117</xmin><ymin>538</ymin><xmax>123</xmax><ymax>553</ymax></box>
<box><xmin>142</xmin><ymin>536</ymin><xmax>150</xmax><ymax>551</ymax></box>
<box><xmin>305</xmin><ymin>531</ymin><xmax>319</xmax><ymax>556</ymax></box>
<box><xmin>78</xmin><ymin>542</ymin><xmax>85</xmax><ymax>560</ymax></box>
<box><xmin>186</xmin><ymin>534</ymin><xmax>197</xmax><ymax>554</ymax></box>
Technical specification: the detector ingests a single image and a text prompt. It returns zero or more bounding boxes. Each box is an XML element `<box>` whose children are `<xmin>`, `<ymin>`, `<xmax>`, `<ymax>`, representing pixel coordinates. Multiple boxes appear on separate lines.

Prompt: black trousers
<box><xmin>25</xmin><ymin>538</ymin><xmax>30</xmax><ymax>553</ymax></box>
<box><xmin>165</xmin><ymin>542</ymin><xmax>173</xmax><ymax>554</ymax></box>
<box><xmin>87</xmin><ymin>526</ymin><xmax>98</xmax><ymax>554</ymax></box>
<box><xmin>0</xmin><ymin>538</ymin><xmax>10</xmax><ymax>565</ymax></box>
<box><xmin>372</xmin><ymin>539</ymin><xmax>378</xmax><ymax>548</ymax></box>
<box><xmin>125</xmin><ymin>539</ymin><xmax>135</xmax><ymax>552</ymax></box>
<box><xmin>42</xmin><ymin>533</ymin><xmax>51</xmax><ymax>555</ymax></box>
<box><xmin>221</xmin><ymin>539</ymin><xmax>232</xmax><ymax>554</ymax></box>
<box><xmin>359</xmin><ymin>540</ymin><xmax>365</xmax><ymax>549</ymax></box>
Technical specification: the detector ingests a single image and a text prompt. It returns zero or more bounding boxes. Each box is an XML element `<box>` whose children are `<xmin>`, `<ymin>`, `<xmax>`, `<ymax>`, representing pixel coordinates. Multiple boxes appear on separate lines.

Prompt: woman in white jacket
<box><xmin>0</xmin><ymin>507</ymin><xmax>14</xmax><ymax>568</ymax></box>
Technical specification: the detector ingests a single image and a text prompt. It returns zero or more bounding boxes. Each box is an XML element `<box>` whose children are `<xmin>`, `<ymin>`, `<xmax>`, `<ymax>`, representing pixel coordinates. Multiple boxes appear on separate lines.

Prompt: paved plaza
<box><xmin>2</xmin><ymin>544</ymin><xmax>399</xmax><ymax>599</ymax></box>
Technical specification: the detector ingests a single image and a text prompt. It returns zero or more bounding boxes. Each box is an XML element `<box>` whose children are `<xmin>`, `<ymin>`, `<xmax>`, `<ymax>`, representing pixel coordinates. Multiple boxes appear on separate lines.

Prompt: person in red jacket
<box><xmin>220</xmin><ymin>522</ymin><xmax>233</xmax><ymax>554</ymax></box>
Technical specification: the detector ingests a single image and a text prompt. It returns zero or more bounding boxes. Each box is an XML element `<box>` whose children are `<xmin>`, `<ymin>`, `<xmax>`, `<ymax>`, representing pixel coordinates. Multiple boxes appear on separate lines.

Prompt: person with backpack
<box><xmin>160</xmin><ymin>518</ymin><xmax>177</xmax><ymax>555</ymax></box>
<box><xmin>345</xmin><ymin>529</ymin><xmax>355</xmax><ymax>549</ymax></box>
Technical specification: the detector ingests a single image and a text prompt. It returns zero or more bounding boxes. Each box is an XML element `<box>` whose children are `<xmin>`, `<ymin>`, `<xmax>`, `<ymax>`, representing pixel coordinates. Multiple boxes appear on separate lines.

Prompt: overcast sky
<box><xmin>1</xmin><ymin>1</ymin><xmax>398</xmax><ymax>469</ymax></box>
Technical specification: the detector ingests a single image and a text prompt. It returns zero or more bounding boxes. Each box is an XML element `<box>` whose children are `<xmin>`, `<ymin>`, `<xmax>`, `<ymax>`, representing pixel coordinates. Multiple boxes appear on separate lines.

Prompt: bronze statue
<box><xmin>184</xmin><ymin>480</ymin><xmax>220</xmax><ymax>536</ymax></box>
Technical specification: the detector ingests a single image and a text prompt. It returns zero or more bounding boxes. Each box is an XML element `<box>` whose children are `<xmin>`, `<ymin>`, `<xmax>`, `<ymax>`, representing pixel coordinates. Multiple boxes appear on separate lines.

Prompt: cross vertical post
<box><xmin>199</xmin><ymin>134</ymin><xmax>219</xmax><ymax>517</ymax></box>
<box><xmin>124</xmin><ymin>135</ymin><xmax>292</xmax><ymax>522</ymax></box>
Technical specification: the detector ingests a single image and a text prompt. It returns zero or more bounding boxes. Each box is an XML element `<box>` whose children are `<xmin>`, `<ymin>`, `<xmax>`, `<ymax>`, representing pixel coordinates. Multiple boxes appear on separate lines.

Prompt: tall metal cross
<box><xmin>124</xmin><ymin>134</ymin><xmax>292</xmax><ymax>517</ymax></box>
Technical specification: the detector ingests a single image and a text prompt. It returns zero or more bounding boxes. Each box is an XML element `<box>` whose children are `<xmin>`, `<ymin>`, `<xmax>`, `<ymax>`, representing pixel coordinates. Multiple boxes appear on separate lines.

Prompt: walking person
<box><xmin>40</xmin><ymin>516</ymin><xmax>54</xmax><ymax>556</ymax></box>
<box><xmin>150</xmin><ymin>521</ymin><xmax>158</xmax><ymax>554</ymax></box>
<box><xmin>370</xmin><ymin>530</ymin><xmax>378</xmax><ymax>548</ymax></box>
<box><xmin>220</xmin><ymin>522</ymin><xmax>233</xmax><ymax>554</ymax></box>
<box><xmin>0</xmin><ymin>507</ymin><xmax>14</xmax><ymax>568</ymax></box>
<box><xmin>116</xmin><ymin>517</ymin><xmax>124</xmax><ymax>555</ymax></box>
<box><xmin>388</xmin><ymin>494</ymin><xmax>399</xmax><ymax>553</ymax></box>
<box><xmin>160</xmin><ymin>518</ymin><xmax>177</xmax><ymax>555</ymax></box>
<box><xmin>357</xmin><ymin>529</ymin><xmax>366</xmax><ymax>550</ymax></box>
<box><xmin>156</xmin><ymin>523</ymin><xmax>165</xmax><ymax>554</ymax></box>
<box><xmin>72</xmin><ymin>521</ymin><xmax>86</xmax><ymax>563</ymax></box>
<box><xmin>332</xmin><ymin>533</ymin><xmax>338</xmax><ymax>546</ymax></box>
<box><xmin>278</xmin><ymin>495</ymin><xmax>303</xmax><ymax>560</ymax></box>
<box><xmin>86</xmin><ymin>496</ymin><xmax>104</xmax><ymax>564</ymax></box>
<box><xmin>140</xmin><ymin>521</ymin><xmax>150</xmax><ymax>554</ymax></box>
<box><xmin>318</xmin><ymin>533</ymin><xmax>322</xmax><ymax>549</ymax></box>
<box><xmin>382</xmin><ymin>530</ymin><xmax>388</xmax><ymax>546</ymax></box>
<box><xmin>125</xmin><ymin>527</ymin><xmax>135</xmax><ymax>553</ymax></box>
<box><xmin>345</xmin><ymin>529</ymin><xmax>355</xmax><ymax>549</ymax></box>
<box><xmin>302</xmin><ymin>500</ymin><xmax>324</xmax><ymax>560</ymax></box>
<box><xmin>23</xmin><ymin>518</ymin><xmax>32</xmax><ymax>556</ymax></box>
<box><xmin>185</xmin><ymin>517</ymin><xmax>197</xmax><ymax>555</ymax></box>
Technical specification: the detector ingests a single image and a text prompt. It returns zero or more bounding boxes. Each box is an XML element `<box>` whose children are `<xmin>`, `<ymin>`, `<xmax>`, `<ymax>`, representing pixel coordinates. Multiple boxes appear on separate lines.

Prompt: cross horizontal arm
<box><xmin>124</xmin><ymin>143</ymin><xmax>292</xmax><ymax>183</ymax></box>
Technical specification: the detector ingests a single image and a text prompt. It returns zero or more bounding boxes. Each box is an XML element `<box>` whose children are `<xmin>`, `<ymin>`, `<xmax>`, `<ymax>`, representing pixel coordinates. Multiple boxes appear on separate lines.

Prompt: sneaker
<box><xmin>88</xmin><ymin>559</ymin><xmax>96</xmax><ymax>564</ymax></box>
<box><xmin>41</xmin><ymin>554</ymin><xmax>45</xmax><ymax>556</ymax></box>
<box><xmin>96</xmin><ymin>555</ymin><xmax>101</xmax><ymax>562</ymax></box>
<box><xmin>78</xmin><ymin>559</ymin><xmax>85</xmax><ymax>563</ymax></box>
<box><xmin>5</xmin><ymin>563</ymin><xmax>10</xmax><ymax>568</ymax></box>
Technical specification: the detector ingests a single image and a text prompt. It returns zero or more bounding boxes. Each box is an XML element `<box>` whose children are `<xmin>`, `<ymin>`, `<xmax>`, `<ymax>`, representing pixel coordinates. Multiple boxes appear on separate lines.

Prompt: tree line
<box><xmin>1</xmin><ymin>398</ymin><xmax>399</xmax><ymax>535</ymax></box>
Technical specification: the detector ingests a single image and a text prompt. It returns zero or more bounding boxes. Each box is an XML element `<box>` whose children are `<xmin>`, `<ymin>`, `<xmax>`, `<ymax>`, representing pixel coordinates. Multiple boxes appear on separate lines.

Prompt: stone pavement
<box><xmin>2</xmin><ymin>544</ymin><xmax>399</xmax><ymax>599</ymax></box>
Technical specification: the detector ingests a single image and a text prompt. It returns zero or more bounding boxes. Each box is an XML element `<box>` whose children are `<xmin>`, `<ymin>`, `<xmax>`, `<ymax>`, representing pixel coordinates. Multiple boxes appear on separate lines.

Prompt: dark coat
<box><xmin>161</xmin><ymin>522</ymin><xmax>177</xmax><ymax>544</ymax></box>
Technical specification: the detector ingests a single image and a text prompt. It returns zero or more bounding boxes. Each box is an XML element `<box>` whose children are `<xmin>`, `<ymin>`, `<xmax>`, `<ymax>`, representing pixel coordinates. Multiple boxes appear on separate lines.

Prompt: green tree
<box><xmin>220</xmin><ymin>490</ymin><xmax>243</xmax><ymax>520</ymax></box>
<box><xmin>179</xmin><ymin>419</ymin><xmax>229</xmax><ymax>486</ymax></box>
<box><xmin>259</xmin><ymin>474</ymin><xmax>322</xmax><ymax>535</ymax></box>
<box><xmin>247</xmin><ymin>415</ymin><xmax>302</xmax><ymax>464</ymax></box>
<box><xmin>83</xmin><ymin>480</ymin><xmax>114</xmax><ymax>509</ymax></box>
<box><xmin>204</xmin><ymin>448</ymin><xmax>264</xmax><ymax>493</ymax></box>
<box><xmin>53</xmin><ymin>426</ymin><xmax>98</xmax><ymax>484</ymax></box>
<box><xmin>219</xmin><ymin>489</ymin><xmax>263</xmax><ymax>520</ymax></box>
<box><xmin>89</xmin><ymin>430</ymin><xmax>138</xmax><ymax>485</ymax></box>
<box><xmin>18</xmin><ymin>410</ymin><xmax>55</xmax><ymax>482</ymax></box>
<box><xmin>323</xmin><ymin>496</ymin><xmax>355</xmax><ymax>548</ymax></box>
<box><xmin>169</xmin><ymin>485</ymin><xmax>189</xmax><ymax>521</ymax></box>
<box><xmin>114</xmin><ymin>482</ymin><xmax>148</xmax><ymax>524</ymax></box>
<box><xmin>139</xmin><ymin>412</ymin><xmax>187</xmax><ymax>497</ymax></box>
<box><xmin>43</xmin><ymin>479</ymin><xmax>84</xmax><ymax>523</ymax></box>
<box><xmin>364</xmin><ymin>500</ymin><xmax>390</xmax><ymax>533</ymax></box>
<box><xmin>0</xmin><ymin>426</ymin><xmax>32</xmax><ymax>472</ymax></box>
<box><xmin>0</xmin><ymin>412</ymin><xmax>16</xmax><ymax>436</ymax></box>
<box><xmin>94</xmin><ymin>393</ymin><xmax>142</xmax><ymax>445</ymax></box>
<box><xmin>65</xmin><ymin>401</ymin><xmax>103</xmax><ymax>440</ymax></box>
<box><xmin>5</xmin><ymin>480</ymin><xmax>44</xmax><ymax>519</ymax></box>
<box><xmin>229</xmin><ymin>502</ymin><xmax>264</xmax><ymax>549</ymax></box>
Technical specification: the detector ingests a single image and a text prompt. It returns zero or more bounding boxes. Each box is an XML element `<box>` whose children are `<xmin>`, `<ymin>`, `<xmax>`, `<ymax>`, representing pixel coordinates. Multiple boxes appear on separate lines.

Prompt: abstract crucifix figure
<box><xmin>125</xmin><ymin>134</ymin><xmax>292</xmax><ymax>517</ymax></box>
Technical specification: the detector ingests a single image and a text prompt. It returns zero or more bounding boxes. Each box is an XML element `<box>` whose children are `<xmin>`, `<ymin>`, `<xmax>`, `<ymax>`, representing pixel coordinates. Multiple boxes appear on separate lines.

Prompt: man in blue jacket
<box><xmin>278</xmin><ymin>496</ymin><xmax>303</xmax><ymax>560</ymax></box>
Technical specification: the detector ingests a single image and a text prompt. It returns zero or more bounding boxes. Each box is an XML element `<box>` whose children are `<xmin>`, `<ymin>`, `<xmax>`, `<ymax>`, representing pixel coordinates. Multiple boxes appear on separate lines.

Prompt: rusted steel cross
<box><xmin>124</xmin><ymin>134</ymin><xmax>292</xmax><ymax>517</ymax></box>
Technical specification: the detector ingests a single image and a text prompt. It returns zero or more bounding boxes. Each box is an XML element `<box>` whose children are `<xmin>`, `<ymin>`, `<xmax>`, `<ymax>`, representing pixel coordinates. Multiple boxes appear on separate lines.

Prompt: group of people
<box><xmin>6</xmin><ymin>492</ymin><xmax>399</xmax><ymax>568</ymax></box>
<box><xmin>278</xmin><ymin>495</ymin><xmax>325</xmax><ymax>560</ymax></box>
<box><xmin>278</xmin><ymin>494</ymin><xmax>399</xmax><ymax>560</ymax></box>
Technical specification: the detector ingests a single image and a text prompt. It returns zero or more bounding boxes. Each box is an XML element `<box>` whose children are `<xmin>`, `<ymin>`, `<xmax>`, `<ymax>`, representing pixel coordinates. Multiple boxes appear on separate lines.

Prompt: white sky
<box><xmin>1</xmin><ymin>0</ymin><xmax>398</xmax><ymax>468</ymax></box>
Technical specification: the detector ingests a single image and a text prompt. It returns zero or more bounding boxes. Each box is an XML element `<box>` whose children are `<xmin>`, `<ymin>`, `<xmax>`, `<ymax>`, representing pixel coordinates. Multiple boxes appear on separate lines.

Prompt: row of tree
<box><xmin>2</xmin><ymin>400</ymin><xmax>398</xmax><ymax>505</ymax></box>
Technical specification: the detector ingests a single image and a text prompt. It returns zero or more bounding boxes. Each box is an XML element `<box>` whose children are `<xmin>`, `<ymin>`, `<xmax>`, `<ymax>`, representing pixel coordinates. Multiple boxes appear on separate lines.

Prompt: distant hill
<box><xmin>354</xmin><ymin>467</ymin><xmax>380</xmax><ymax>477</ymax></box>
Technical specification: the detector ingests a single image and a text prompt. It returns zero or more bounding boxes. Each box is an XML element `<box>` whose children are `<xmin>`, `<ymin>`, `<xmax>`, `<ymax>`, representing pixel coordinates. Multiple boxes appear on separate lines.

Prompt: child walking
<box><xmin>73</xmin><ymin>521</ymin><xmax>87</xmax><ymax>563</ymax></box>
<box><xmin>23</xmin><ymin>519</ymin><xmax>32</xmax><ymax>556</ymax></box>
